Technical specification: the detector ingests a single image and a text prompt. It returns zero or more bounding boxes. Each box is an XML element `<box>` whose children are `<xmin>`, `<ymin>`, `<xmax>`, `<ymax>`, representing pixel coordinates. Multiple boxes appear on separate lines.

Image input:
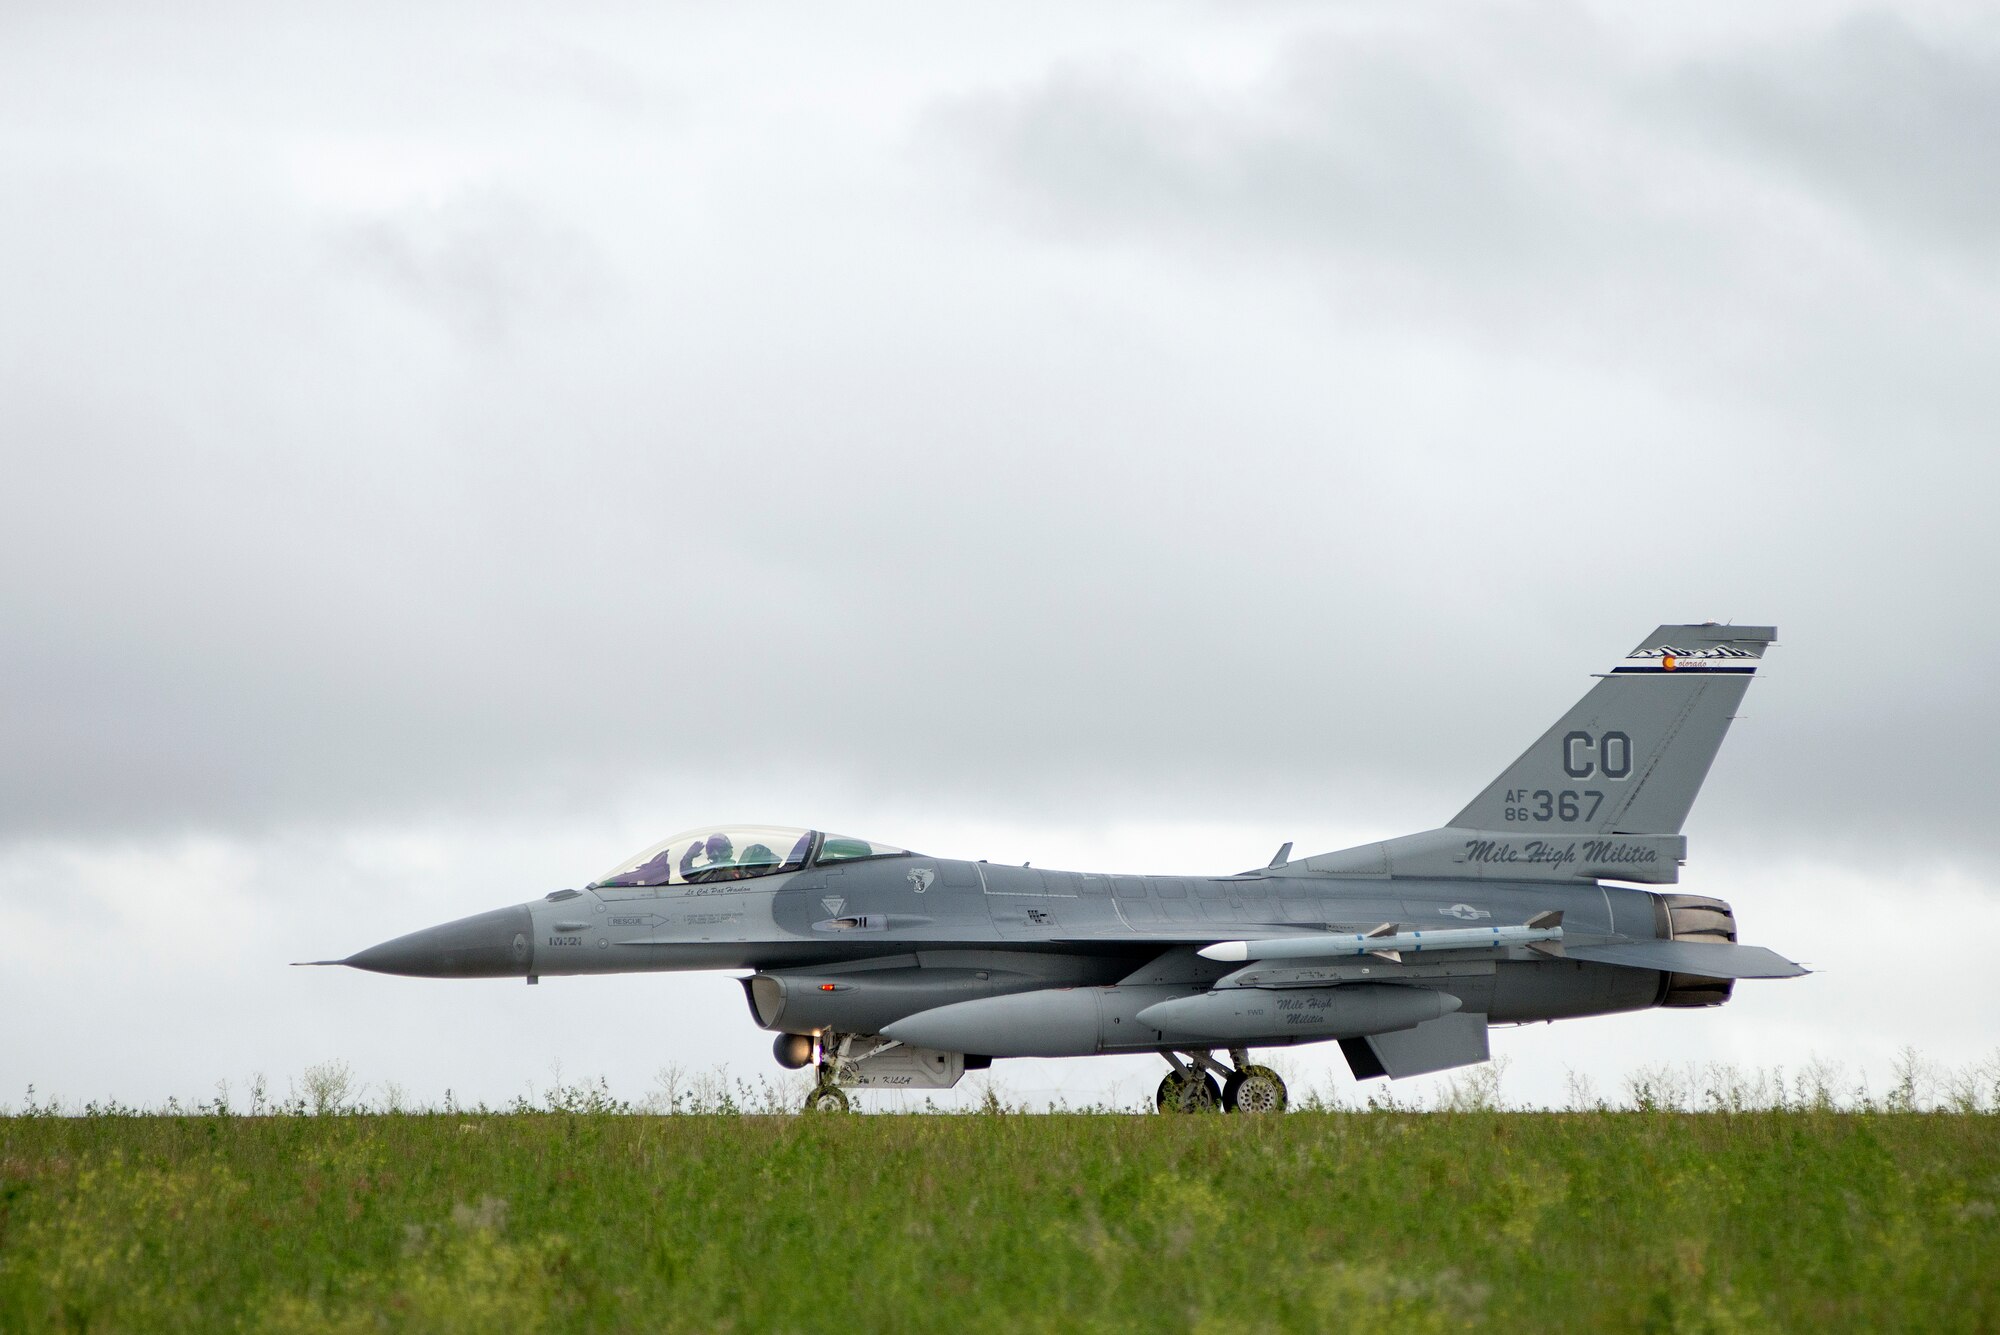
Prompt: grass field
<box><xmin>3</xmin><ymin>1105</ymin><xmax>1997</xmax><ymax>1333</ymax></box>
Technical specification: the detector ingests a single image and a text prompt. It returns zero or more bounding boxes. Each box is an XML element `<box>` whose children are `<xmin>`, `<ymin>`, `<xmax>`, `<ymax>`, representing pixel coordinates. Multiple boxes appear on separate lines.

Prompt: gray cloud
<box><xmin>3</xmin><ymin>1</ymin><xmax>1998</xmax><ymax>1115</ymax></box>
<box><xmin>1</xmin><ymin>2</ymin><xmax>1995</xmax><ymax>871</ymax></box>
<box><xmin>333</xmin><ymin>191</ymin><xmax>610</xmax><ymax>345</ymax></box>
<box><xmin>928</xmin><ymin>34</ymin><xmax>1578</xmax><ymax>280</ymax></box>
<box><xmin>923</xmin><ymin>10</ymin><xmax>2000</xmax><ymax>382</ymax></box>
<box><xmin>1670</xmin><ymin>11</ymin><xmax>2000</xmax><ymax>252</ymax></box>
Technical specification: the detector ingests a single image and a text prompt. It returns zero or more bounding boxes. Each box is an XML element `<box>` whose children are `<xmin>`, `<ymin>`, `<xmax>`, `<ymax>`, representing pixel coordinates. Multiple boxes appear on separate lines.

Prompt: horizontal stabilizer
<box><xmin>1566</xmin><ymin>940</ymin><xmax>1807</xmax><ymax>979</ymax></box>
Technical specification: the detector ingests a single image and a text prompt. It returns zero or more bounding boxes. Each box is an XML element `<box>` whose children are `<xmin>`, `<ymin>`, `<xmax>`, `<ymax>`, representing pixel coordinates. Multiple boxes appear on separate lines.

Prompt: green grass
<box><xmin>2</xmin><ymin>1109</ymin><xmax>1996</xmax><ymax>1333</ymax></box>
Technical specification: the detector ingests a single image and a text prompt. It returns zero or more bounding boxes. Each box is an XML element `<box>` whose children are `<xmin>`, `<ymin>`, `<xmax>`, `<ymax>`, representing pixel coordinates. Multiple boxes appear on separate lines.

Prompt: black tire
<box><xmin>804</xmin><ymin>1084</ymin><xmax>850</xmax><ymax>1113</ymax></box>
<box><xmin>1225</xmin><ymin>1065</ymin><xmax>1288</xmax><ymax>1114</ymax></box>
<box><xmin>1155</xmin><ymin>1070</ymin><xmax>1222</xmax><ymax>1114</ymax></box>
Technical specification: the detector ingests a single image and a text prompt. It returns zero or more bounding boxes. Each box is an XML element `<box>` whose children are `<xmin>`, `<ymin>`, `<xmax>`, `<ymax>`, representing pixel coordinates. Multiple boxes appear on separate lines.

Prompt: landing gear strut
<box><xmin>796</xmin><ymin>1032</ymin><xmax>924</xmax><ymax>1112</ymax></box>
<box><xmin>1155</xmin><ymin>1056</ymin><xmax>1222</xmax><ymax>1113</ymax></box>
<box><xmin>1156</xmin><ymin>1049</ymin><xmax>1288</xmax><ymax>1114</ymax></box>
<box><xmin>803</xmin><ymin>1032</ymin><xmax>851</xmax><ymax>1114</ymax></box>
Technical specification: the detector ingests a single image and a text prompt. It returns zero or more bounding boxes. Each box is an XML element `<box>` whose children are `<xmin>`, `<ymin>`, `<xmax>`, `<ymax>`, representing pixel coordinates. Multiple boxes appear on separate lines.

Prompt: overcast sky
<box><xmin>4</xmin><ymin>0</ymin><xmax>1996</xmax><ymax>1111</ymax></box>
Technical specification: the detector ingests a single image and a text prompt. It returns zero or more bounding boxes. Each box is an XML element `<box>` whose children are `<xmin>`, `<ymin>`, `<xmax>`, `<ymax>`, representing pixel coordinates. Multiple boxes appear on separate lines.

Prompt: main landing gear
<box><xmin>1155</xmin><ymin>1049</ymin><xmax>1288</xmax><ymax>1114</ymax></box>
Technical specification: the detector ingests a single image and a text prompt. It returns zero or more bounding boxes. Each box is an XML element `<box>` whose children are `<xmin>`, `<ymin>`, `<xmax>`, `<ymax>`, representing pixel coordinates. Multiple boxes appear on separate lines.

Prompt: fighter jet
<box><xmin>308</xmin><ymin>623</ymin><xmax>1806</xmax><ymax>1113</ymax></box>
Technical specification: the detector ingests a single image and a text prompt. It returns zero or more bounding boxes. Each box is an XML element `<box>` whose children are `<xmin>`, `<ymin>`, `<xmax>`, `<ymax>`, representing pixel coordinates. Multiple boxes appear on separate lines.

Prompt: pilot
<box><xmin>737</xmin><ymin>843</ymin><xmax>778</xmax><ymax>878</ymax></box>
<box><xmin>682</xmin><ymin>832</ymin><xmax>736</xmax><ymax>881</ymax></box>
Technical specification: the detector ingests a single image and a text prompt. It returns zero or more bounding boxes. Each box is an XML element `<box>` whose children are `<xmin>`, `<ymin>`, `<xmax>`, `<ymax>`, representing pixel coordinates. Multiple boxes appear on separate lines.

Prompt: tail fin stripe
<box><xmin>1610</xmin><ymin>665</ymin><xmax>1757</xmax><ymax>675</ymax></box>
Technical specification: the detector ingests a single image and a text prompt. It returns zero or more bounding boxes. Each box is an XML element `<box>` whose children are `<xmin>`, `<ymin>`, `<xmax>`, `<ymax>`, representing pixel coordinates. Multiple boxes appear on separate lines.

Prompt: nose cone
<box><xmin>345</xmin><ymin>904</ymin><xmax>535</xmax><ymax>978</ymax></box>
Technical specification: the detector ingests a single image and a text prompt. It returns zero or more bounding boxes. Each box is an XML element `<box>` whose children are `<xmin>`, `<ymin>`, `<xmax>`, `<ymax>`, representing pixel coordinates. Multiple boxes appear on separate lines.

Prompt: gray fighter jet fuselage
<box><xmin>314</xmin><ymin>624</ymin><xmax>1807</xmax><ymax>1112</ymax></box>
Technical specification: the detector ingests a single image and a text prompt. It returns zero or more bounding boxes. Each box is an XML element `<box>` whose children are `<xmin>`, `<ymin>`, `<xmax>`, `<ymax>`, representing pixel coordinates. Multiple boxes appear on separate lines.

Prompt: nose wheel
<box><xmin>1158</xmin><ymin>1050</ymin><xmax>1288</xmax><ymax>1114</ymax></box>
<box><xmin>803</xmin><ymin>1082</ymin><xmax>850</xmax><ymax>1113</ymax></box>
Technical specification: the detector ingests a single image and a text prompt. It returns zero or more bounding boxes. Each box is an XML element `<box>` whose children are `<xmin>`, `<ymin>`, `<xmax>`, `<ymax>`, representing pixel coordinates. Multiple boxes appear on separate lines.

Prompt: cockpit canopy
<box><xmin>591</xmin><ymin>827</ymin><xmax>911</xmax><ymax>888</ymax></box>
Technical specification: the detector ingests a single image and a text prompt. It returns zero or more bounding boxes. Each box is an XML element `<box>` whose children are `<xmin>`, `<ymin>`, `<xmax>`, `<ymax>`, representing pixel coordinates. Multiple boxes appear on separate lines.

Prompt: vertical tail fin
<box><xmin>1449</xmin><ymin>624</ymin><xmax>1776</xmax><ymax>836</ymax></box>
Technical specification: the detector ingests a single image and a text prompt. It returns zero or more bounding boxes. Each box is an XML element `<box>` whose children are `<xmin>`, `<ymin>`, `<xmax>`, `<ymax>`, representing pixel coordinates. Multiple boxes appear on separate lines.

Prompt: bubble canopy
<box><xmin>590</xmin><ymin>828</ymin><xmax>911</xmax><ymax>888</ymax></box>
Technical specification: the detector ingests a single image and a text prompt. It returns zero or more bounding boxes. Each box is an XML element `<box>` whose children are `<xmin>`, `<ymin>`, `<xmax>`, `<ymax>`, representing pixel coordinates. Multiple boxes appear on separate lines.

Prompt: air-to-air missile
<box><xmin>1199</xmin><ymin>911</ymin><xmax>1568</xmax><ymax>964</ymax></box>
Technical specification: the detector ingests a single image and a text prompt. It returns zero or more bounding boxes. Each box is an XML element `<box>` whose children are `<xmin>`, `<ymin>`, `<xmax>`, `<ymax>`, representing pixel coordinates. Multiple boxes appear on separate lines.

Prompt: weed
<box><xmin>10</xmin><ymin>1104</ymin><xmax>1994</xmax><ymax>1331</ymax></box>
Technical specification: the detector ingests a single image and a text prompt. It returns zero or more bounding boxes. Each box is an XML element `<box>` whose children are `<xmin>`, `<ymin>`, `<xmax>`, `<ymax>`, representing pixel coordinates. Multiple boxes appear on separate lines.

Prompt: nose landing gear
<box><xmin>1157</xmin><ymin>1049</ymin><xmax>1288</xmax><ymax>1114</ymax></box>
<box><xmin>803</xmin><ymin>1032</ymin><xmax>852</xmax><ymax>1113</ymax></box>
<box><xmin>803</xmin><ymin>1082</ymin><xmax>850</xmax><ymax>1113</ymax></box>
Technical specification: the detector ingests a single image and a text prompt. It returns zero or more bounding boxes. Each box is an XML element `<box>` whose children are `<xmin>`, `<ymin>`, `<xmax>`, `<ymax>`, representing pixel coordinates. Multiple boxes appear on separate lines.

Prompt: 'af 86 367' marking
<box><xmin>1502</xmin><ymin>789</ymin><xmax>1603</xmax><ymax>823</ymax></box>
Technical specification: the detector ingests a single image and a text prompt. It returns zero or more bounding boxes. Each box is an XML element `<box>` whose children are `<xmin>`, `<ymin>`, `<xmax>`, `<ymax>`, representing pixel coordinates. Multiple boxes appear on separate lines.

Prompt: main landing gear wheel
<box><xmin>1155</xmin><ymin>1070</ymin><xmax>1222</xmax><ymax>1114</ymax></box>
<box><xmin>1222</xmin><ymin>1065</ymin><xmax>1288</xmax><ymax>1114</ymax></box>
<box><xmin>804</xmin><ymin>1083</ymin><xmax>850</xmax><ymax>1113</ymax></box>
